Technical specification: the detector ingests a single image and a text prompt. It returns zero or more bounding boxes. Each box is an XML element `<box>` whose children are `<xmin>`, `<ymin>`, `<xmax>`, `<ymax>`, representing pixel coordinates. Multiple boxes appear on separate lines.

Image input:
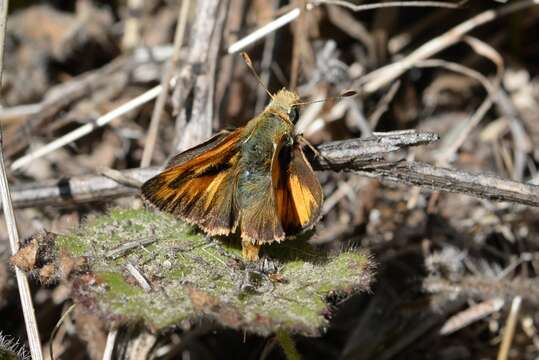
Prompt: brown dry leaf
<box><xmin>39</xmin><ymin>263</ymin><xmax>57</xmax><ymax>284</ymax></box>
<box><xmin>10</xmin><ymin>239</ymin><xmax>38</xmax><ymax>272</ymax></box>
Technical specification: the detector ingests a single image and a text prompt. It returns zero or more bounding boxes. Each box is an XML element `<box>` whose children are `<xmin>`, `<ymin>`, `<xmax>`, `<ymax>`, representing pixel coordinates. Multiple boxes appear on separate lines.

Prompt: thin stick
<box><xmin>11</xmin><ymin>85</ymin><xmax>162</xmax><ymax>171</ymax></box>
<box><xmin>8</xmin><ymin>166</ymin><xmax>158</xmax><ymax>209</ymax></box>
<box><xmin>359</xmin><ymin>0</ymin><xmax>538</xmax><ymax>93</ymax></box>
<box><xmin>0</xmin><ymin>1</ymin><xmax>43</xmax><ymax>359</ymax></box>
<box><xmin>6</xmin><ymin>131</ymin><xmax>539</xmax><ymax>209</ymax></box>
<box><xmin>275</xmin><ymin>330</ymin><xmax>300</xmax><ymax>360</ymax></box>
<box><xmin>125</xmin><ymin>262</ymin><xmax>152</xmax><ymax>292</ymax></box>
<box><xmin>0</xmin><ymin>103</ymin><xmax>41</xmax><ymax>126</ymax></box>
<box><xmin>49</xmin><ymin>303</ymin><xmax>76</xmax><ymax>360</ymax></box>
<box><xmin>435</xmin><ymin>95</ymin><xmax>493</xmax><ymax>163</ymax></box>
<box><xmin>312</xmin><ymin>0</ymin><xmax>463</xmax><ymax>12</ymax></box>
<box><xmin>140</xmin><ymin>0</ymin><xmax>190</xmax><ymax>167</ymax></box>
<box><xmin>351</xmin><ymin>160</ymin><xmax>539</xmax><ymax>207</ymax></box>
<box><xmin>497</xmin><ymin>296</ymin><xmax>522</xmax><ymax>360</ymax></box>
<box><xmin>99</xmin><ymin>167</ymin><xmax>143</xmax><ymax>188</ymax></box>
<box><xmin>413</xmin><ymin>58</ymin><xmax>498</xmax><ymax>163</ymax></box>
<box><xmin>439</xmin><ymin>298</ymin><xmax>504</xmax><ymax>335</ymax></box>
<box><xmin>227</xmin><ymin>1</ymin><xmax>463</xmax><ymax>55</ymax></box>
<box><xmin>122</xmin><ymin>0</ymin><xmax>144</xmax><ymax>50</ymax></box>
<box><xmin>106</xmin><ymin>237</ymin><xmax>157</xmax><ymax>259</ymax></box>
<box><xmin>227</xmin><ymin>8</ymin><xmax>301</xmax><ymax>54</ymax></box>
<box><xmin>369</xmin><ymin>80</ymin><xmax>400</xmax><ymax>128</ymax></box>
<box><xmin>412</xmin><ymin>39</ymin><xmax>502</xmax><ymax>162</ymax></box>
<box><xmin>102</xmin><ymin>329</ymin><xmax>118</xmax><ymax>360</ymax></box>
<box><xmin>255</xmin><ymin>0</ymin><xmax>279</xmax><ymax>113</ymax></box>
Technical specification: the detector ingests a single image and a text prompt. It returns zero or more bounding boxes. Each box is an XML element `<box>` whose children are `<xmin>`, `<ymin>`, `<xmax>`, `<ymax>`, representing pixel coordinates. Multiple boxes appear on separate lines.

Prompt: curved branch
<box><xmin>5</xmin><ymin>130</ymin><xmax>539</xmax><ymax>209</ymax></box>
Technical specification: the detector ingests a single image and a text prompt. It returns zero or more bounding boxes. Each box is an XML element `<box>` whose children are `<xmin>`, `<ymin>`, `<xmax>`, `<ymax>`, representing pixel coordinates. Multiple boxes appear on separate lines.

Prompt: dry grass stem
<box><xmin>125</xmin><ymin>262</ymin><xmax>152</xmax><ymax>292</ymax></box>
<box><xmin>0</xmin><ymin>1</ymin><xmax>43</xmax><ymax>358</ymax></box>
<box><xmin>227</xmin><ymin>7</ymin><xmax>301</xmax><ymax>54</ymax></box>
<box><xmin>102</xmin><ymin>329</ymin><xmax>118</xmax><ymax>360</ymax></box>
<box><xmin>122</xmin><ymin>0</ymin><xmax>144</xmax><ymax>50</ymax></box>
<box><xmin>497</xmin><ymin>296</ymin><xmax>522</xmax><ymax>360</ymax></box>
<box><xmin>359</xmin><ymin>0</ymin><xmax>538</xmax><ymax>93</ymax></box>
<box><xmin>48</xmin><ymin>304</ymin><xmax>76</xmax><ymax>360</ymax></box>
<box><xmin>140</xmin><ymin>0</ymin><xmax>190</xmax><ymax>167</ymax></box>
<box><xmin>439</xmin><ymin>298</ymin><xmax>505</xmax><ymax>335</ymax></box>
<box><xmin>5</xmin><ymin>131</ymin><xmax>539</xmax><ymax>210</ymax></box>
<box><xmin>313</xmin><ymin>0</ymin><xmax>463</xmax><ymax>12</ymax></box>
<box><xmin>11</xmin><ymin>85</ymin><xmax>162</xmax><ymax>171</ymax></box>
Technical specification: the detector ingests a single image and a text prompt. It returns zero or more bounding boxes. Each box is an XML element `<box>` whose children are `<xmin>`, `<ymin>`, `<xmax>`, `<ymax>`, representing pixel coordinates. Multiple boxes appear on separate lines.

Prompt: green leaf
<box><xmin>55</xmin><ymin>208</ymin><xmax>373</xmax><ymax>336</ymax></box>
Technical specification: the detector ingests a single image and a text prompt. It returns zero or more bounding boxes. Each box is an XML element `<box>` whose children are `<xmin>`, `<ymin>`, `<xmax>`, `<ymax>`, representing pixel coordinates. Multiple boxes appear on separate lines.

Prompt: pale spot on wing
<box><xmin>289</xmin><ymin>174</ymin><xmax>316</xmax><ymax>225</ymax></box>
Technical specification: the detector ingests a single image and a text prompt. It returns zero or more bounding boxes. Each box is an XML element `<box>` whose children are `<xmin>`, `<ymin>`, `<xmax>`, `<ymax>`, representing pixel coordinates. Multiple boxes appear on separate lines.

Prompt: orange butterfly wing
<box><xmin>141</xmin><ymin>129</ymin><xmax>243</xmax><ymax>235</ymax></box>
<box><xmin>273</xmin><ymin>142</ymin><xmax>323</xmax><ymax>234</ymax></box>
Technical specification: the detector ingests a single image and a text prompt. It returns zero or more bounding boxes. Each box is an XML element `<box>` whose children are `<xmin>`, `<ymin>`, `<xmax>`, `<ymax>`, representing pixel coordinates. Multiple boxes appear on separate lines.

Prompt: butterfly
<box><xmin>141</xmin><ymin>87</ymin><xmax>324</xmax><ymax>261</ymax></box>
<box><xmin>141</xmin><ymin>53</ymin><xmax>354</xmax><ymax>261</ymax></box>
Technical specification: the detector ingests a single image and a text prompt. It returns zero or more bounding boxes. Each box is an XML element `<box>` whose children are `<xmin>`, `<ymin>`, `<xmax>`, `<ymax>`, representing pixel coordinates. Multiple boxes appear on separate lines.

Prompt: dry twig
<box><xmin>122</xmin><ymin>0</ymin><xmax>143</xmax><ymax>50</ymax></box>
<box><xmin>227</xmin><ymin>7</ymin><xmax>301</xmax><ymax>54</ymax></box>
<box><xmin>313</xmin><ymin>0</ymin><xmax>462</xmax><ymax>12</ymax></box>
<box><xmin>102</xmin><ymin>329</ymin><xmax>118</xmax><ymax>360</ymax></box>
<box><xmin>3</xmin><ymin>55</ymin><xmax>133</xmax><ymax>158</ymax></box>
<box><xmin>0</xmin><ymin>1</ymin><xmax>43</xmax><ymax>358</ymax></box>
<box><xmin>10</xmin><ymin>85</ymin><xmax>162</xmax><ymax>171</ymax></box>
<box><xmin>173</xmin><ymin>0</ymin><xmax>230</xmax><ymax>152</ymax></box>
<box><xmin>227</xmin><ymin>1</ymin><xmax>460</xmax><ymax>56</ymax></box>
<box><xmin>4</xmin><ymin>130</ymin><xmax>539</xmax><ymax>210</ymax></box>
<box><xmin>439</xmin><ymin>298</ymin><xmax>504</xmax><ymax>335</ymax></box>
<box><xmin>497</xmin><ymin>296</ymin><xmax>522</xmax><ymax>360</ymax></box>
<box><xmin>140</xmin><ymin>0</ymin><xmax>190</xmax><ymax>167</ymax></box>
<box><xmin>359</xmin><ymin>0</ymin><xmax>539</xmax><ymax>94</ymax></box>
<box><xmin>125</xmin><ymin>262</ymin><xmax>152</xmax><ymax>292</ymax></box>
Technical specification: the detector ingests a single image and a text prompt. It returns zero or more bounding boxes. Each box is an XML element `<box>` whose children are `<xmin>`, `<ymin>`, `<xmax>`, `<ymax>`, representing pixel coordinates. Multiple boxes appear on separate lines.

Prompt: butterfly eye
<box><xmin>288</xmin><ymin>106</ymin><xmax>299</xmax><ymax>123</ymax></box>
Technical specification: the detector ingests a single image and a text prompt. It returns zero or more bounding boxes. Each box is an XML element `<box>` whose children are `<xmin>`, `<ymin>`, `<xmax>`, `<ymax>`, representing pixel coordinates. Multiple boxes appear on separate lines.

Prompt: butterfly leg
<box><xmin>295</xmin><ymin>134</ymin><xmax>337</xmax><ymax>170</ymax></box>
<box><xmin>241</xmin><ymin>240</ymin><xmax>261</xmax><ymax>261</ymax></box>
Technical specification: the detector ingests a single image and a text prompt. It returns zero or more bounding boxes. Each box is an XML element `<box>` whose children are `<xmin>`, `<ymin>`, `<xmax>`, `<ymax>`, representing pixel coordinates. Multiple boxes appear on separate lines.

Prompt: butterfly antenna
<box><xmin>241</xmin><ymin>52</ymin><xmax>274</xmax><ymax>100</ymax></box>
<box><xmin>294</xmin><ymin>90</ymin><xmax>358</xmax><ymax>106</ymax></box>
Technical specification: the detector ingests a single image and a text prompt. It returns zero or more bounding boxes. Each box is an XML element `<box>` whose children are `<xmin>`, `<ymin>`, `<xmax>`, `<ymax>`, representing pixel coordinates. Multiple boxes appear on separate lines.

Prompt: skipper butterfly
<box><xmin>142</xmin><ymin>53</ymin><xmax>354</xmax><ymax>261</ymax></box>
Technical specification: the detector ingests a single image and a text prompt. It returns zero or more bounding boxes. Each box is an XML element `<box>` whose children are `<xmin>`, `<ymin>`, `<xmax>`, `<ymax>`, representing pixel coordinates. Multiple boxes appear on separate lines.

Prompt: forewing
<box><xmin>141</xmin><ymin>129</ymin><xmax>243</xmax><ymax>235</ymax></box>
<box><xmin>166</xmin><ymin>130</ymin><xmax>231</xmax><ymax>168</ymax></box>
<box><xmin>274</xmin><ymin>143</ymin><xmax>323</xmax><ymax>233</ymax></box>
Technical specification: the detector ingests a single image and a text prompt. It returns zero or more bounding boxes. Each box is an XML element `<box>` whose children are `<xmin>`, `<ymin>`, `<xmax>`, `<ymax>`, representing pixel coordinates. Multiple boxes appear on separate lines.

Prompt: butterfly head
<box><xmin>269</xmin><ymin>88</ymin><xmax>301</xmax><ymax>123</ymax></box>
